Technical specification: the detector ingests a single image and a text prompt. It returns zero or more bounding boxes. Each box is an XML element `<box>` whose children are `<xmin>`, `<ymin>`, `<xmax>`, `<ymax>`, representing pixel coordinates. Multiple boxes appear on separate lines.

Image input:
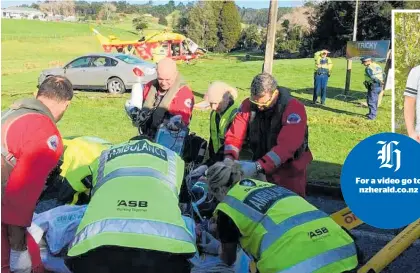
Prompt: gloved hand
<box><xmin>167</xmin><ymin>115</ymin><xmax>184</xmax><ymax>131</ymax></box>
<box><xmin>199</xmin><ymin>231</ymin><xmax>221</xmax><ymax>255</ymax></box>
<box><xmin>10</xmin><ymin>249</ymin><xmax>32</xmax><ymax>273</ymax></box>
<box><xmin>237</xmin><ymin>161</ymin><xmax>258</xmax><ymax>178</ymax></box>
<box><xmin>189</xmin><ymin>165</ymin><xmax>208</xmax><ymax>179</ymax></box>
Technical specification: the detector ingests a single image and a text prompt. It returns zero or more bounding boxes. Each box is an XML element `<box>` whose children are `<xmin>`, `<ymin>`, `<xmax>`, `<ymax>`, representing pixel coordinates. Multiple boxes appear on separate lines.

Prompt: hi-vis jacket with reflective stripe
<box><xmin>365</xmin><ymin>62</ymin><xmax>384</xmax><ymax>85</ymax></box>
<box><xmin>67</xmin><ymin>139</ymin><xmax>197</xmax><ymax>257</ymax></box>
<box><xmin>314</xmin><ymin>56</ymin><xmax>333</xmax><ymax>74</ymax></box>
<box><xmin>60</xmin><ymin>136</ymin><xmax>112</xmax><ymax>204</ymax></box>
<box><xmin>210</xmin><ymin>103</ymin><xmax>238</xmax><ymax>152</ymax></box>
<box><xmin>215</xmin><ymin>179</ymin><xmax>358</xmax><ymax>273</ymax></box>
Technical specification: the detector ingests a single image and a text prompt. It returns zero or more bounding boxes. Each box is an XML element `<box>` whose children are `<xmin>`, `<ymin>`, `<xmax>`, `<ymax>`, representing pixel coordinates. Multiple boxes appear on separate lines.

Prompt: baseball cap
<box><xmin>360</xmin><ymin>57</ymin><xmax>372</xmax><ymax>63</ymax></box>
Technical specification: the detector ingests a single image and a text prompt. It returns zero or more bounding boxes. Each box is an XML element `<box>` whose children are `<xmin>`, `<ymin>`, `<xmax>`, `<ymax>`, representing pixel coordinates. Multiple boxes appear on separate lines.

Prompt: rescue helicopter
<box><xmin>90</xmin><ymin>27</ymin><xmax>207</xmax><ymax>63</ymax></box>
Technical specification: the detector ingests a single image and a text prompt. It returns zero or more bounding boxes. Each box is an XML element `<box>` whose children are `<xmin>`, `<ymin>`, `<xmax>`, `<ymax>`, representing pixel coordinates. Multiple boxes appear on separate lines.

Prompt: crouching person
<box><xmin>206</xmin><ymin>162</ymin><xmax>359</xmax><ymax>273</ymax></box>
<box><xmin>65</xmin><ymin>137</ymin><xmax>196</xmax><ymax>273</ymax></box>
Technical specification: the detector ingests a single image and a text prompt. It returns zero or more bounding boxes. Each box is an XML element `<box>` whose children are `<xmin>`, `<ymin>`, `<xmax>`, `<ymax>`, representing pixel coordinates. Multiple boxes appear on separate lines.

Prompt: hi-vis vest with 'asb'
<box><xmin>67</xmin><ymin>139</ymin><xmax>196</xmax><ymax>257</ymax></box>
<box><xmin>215</xmin><ymin>179</ymin><xmax>358</xmax><ymax>273</ymax></box>
<box><xmin>60</xmin><ymin>136</ymin><xmax>112</xmax><ymax>205</ymax></box>
<box><xmin>210</xmin><ymin>103</ymin><xmax>238</xmax><ymax>152</ymax></box>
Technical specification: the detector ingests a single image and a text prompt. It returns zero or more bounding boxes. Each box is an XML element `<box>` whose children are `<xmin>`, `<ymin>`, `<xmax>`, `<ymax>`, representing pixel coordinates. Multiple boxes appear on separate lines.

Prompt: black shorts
<box><xmin>66</xmin><ymin>246</ymin><xmax>192</xmax><ymax>273</ymax></box>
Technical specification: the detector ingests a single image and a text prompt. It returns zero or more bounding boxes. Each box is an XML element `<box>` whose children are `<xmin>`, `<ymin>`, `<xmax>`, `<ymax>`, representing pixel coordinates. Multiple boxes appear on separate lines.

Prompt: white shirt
<box><xmin>403</xmin><ymin>65</ymin><xmax>420</xmax><ymax>133</ymax></box>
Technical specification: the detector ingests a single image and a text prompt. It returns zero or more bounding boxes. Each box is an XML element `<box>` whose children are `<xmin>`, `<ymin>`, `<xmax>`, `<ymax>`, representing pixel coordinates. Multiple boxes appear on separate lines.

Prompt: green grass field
<box><xmin>1</xmin><ymin>19</ymin><xmax>392</xmax><ymax>185</ymax></box>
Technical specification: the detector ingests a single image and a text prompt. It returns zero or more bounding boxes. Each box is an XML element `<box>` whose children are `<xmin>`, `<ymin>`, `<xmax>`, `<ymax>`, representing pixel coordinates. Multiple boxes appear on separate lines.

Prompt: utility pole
<box><xmin>344</xmin><ymin>0</ymin><xmax>359</xmax><ymax>95</ymax></box>
<box><xmin>263</xmin><ymin>0</ymin><xmax>278</xmax><ymax>74</ymax></box>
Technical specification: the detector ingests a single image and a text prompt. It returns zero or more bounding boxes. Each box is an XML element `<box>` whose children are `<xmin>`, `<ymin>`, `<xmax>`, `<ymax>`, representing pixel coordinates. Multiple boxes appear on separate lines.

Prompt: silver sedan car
<box><xmin>38</xmin><ymin>53</ymin><xmax>157</xmax><ymax>94</ymax></box>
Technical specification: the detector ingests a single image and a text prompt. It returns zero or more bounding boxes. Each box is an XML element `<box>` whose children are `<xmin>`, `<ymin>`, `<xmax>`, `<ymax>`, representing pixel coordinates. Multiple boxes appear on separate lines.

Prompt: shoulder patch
<box><xmin>47</xmin><ymin>135</ymin><xmax>59</xmax><ymax>151</ymax></box>
<box><xmin>184</xmin><ymin>98</ymin><xmax>192</xmax><ymax>108</ymax></box>
<box><xmin>239</xmin><ymin>179</ymin><xmax>256</xmax><ymax>187</ymax></box>
<box><xmin>286</xmin><ymin>113</ymin><xmax>301</xmax><ymax>124</ymax></box>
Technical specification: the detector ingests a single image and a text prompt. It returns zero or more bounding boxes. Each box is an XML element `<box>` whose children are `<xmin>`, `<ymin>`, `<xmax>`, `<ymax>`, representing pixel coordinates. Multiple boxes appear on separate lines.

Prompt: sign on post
<box><xmin>346</xmin><ymin>40</ymin><xmax>390</xmax><ymax>62</ymax></box>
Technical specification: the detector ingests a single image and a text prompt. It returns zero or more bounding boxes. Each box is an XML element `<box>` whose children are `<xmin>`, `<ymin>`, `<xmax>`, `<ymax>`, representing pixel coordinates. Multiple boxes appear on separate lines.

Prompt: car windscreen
<box><xmin>115</xmin><ymin>55</ymin><xmax>145</xmax><ymax>64</ymax></box>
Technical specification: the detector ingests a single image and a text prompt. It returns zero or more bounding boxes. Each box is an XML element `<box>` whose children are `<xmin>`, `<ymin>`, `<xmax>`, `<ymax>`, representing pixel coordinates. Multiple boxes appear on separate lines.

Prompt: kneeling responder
<box><xmin>48</xmin><ymin>136</ymin><xmax>112</xmax><ymax>205</ymax></box>
<box><xmin>205</xmin><ymin>162</ymin><xmax>359</xmax><ymax>273</ymax></box>
<box><xmin>66</xmin><ymin>137</ymin><xmax>196</xmax><ymax>273</ymax></box>
<box><xmin>189</xmin><ymin>82</ymin><xmax>240</xmax><ymax>179</ymax></box>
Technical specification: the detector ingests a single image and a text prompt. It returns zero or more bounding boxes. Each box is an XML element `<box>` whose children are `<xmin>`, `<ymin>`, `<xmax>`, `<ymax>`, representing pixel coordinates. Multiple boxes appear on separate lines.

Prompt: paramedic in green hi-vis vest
<box><xmin>65</xmin><ymin>136</ymin><xmax>196</xmax><ymax>273</ymax></box>
<box><xmin>189</xmin><ymin>81</ymin><xmax>253</xmax><ymax>180</ymax></box>
<box><xmin>205</xmin><ymin>161</ymin><xmax>360</xmax><ymax>273</ymax></box>
<box><xmin>49</xmin><ymin>136</ymin><xmax>112</xmax><ymax>205</ymax></box>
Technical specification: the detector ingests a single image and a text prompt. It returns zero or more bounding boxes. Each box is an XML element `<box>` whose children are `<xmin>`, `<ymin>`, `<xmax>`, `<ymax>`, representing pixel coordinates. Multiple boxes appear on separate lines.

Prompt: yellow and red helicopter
<box><xmin>90</xmin><ymin>27</ymin><xmax>206</xmax><ymax>62</ymax></box>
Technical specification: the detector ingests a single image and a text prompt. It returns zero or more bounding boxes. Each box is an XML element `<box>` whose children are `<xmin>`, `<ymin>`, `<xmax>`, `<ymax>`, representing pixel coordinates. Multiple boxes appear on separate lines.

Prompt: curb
<box><xmin>307</xmin><ymin>180</ymin><xmax>343</xmax><ymax>200</ymax></box>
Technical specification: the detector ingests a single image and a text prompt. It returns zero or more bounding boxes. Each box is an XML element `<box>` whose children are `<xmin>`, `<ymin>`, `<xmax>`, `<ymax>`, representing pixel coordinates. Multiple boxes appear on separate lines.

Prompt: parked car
<box><xmin>38</xmin><ymin>53</ymin><xmax>157</xmax><ymax>94</ymax></box>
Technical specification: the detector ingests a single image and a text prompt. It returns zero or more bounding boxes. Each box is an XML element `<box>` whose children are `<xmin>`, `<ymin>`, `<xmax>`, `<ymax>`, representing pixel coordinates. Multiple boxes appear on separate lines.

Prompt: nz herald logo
<box><xmin>117</xmin><ymin>200</ymin><xmax>148</xmax><ymax>212</ymax></box>
<box><xmin>308</xmin><ymin>227</ymin><xmax>329</xmax><ymax>240</ymax></box>
<box><xmin>377</xmin><ymin>141</ymin><xmax>401</xmax><ymax>172</ymax></box>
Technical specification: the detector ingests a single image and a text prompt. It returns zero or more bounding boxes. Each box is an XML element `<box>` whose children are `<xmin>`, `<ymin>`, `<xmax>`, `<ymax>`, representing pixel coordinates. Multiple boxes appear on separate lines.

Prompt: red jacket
<box><xmin>143</xmin><ymin>80</ymin><xmax>194</xmax><ymax>125</ymax></box>
<box><xmin>1</xmin><ymin>99</ymin><xmax>63</xmax><ymax>272</ymax></box>
<box><xmin>224</xmin><ymin>97</ymin><xmax>313</xmax><ymax>196</ymax></box>
<box><xmin>1</xmin><ymin>102</ymin><xmax>63</xmax><ymax>227</ymax></box>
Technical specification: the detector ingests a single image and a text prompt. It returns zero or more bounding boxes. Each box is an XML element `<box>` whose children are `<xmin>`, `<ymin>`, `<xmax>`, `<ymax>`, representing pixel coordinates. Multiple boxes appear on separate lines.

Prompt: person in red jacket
<box><xmin>1</xmin><ymin>75</ymin><xmax>73</xmax><ymax>273</ymax></box>
<box><xmin>223</xmin><ymin>73</ymin><xmax>313</xmax><ymax>197</ymax></box>
<box><xmin>137</xmin><ymin>57</ymin><xmax>194</xmax><ymax>139</ymax></box>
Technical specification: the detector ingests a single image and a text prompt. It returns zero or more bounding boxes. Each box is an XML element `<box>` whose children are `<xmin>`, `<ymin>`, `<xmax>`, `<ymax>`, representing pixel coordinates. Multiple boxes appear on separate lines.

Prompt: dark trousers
<box><xmin>66</xmin><ymin>246</ymin><xmax>192</xmax><ymax>273</ymax></box>
<box><xmin>366</xmin><ymin>85</ymin><xmax>381</xmax><ymax>119</ymax></box>
<box><xmin>313</xmin><ymin>73</ymin><xmax>329</xmax><ymax>104</ymax></box>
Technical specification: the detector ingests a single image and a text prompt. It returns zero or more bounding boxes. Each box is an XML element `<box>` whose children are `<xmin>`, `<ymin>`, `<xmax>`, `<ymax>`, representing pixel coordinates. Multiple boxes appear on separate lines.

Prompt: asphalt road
<box><xmin>307</xmin><ymin>195</ymin><xmax>420</xmax><ymax>273</ymax></box>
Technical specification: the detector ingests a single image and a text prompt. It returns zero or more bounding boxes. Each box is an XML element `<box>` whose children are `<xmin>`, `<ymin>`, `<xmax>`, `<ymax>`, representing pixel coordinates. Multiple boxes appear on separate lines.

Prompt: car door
<box><xmin>63</xmin><ymin>57</ymin><xmax>92</xmax><ymax>88</ymax></box>
<box><xmin>86</xmin><ymin>56</ymin><xmax>117</xmax><ymax>88</ymax></box>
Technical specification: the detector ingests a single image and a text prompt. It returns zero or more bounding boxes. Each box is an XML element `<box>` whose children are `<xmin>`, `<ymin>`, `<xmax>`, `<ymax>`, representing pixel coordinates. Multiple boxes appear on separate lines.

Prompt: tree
<box><xmin>99</xmin><ymin>3</ymin><xmax>117</xmax><ymax>21</ymax></box>
<box><xmin>239</xmin><ymin>24</ymin><xmax>262</xmax><ymax>49</ymax></box>
<box><xmin>132</xmin><ymin>17</ymin><xmax>148</xmax><ymax>33</ymax></box>
<box><xmin>184</xmin><ymin>1</ymin><xmax>219</xmax><ymax>50</ymax></box>
<box><xmin>218</xmin><ymin>1</ymin><xmax>242</xmax><ymax>52</ymax></box>
<box><xmin>394</xmin><ymin>12</ymin><xmax>420</xmax><ymax>134</ymax></box>
<box><xmin>158</xmin><ymin>15</ymin><xmax>168</xmax><ymax>26</ymax></box>
<box><xmin>307</xmin><ymin>1</ymin><xmax>404</xmax><ymax>52</ymax></box>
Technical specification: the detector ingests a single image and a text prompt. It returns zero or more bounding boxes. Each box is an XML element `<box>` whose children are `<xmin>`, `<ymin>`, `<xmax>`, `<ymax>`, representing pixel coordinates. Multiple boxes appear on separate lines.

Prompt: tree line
<box><xmin>394</xmin><ymin>12</ymin><xmax>420</xmax><ymax>134</ymax></box>
<box><xmin>19</xmin><ymin>0</ymin><xmax>420</xmax><ymax>56</ymax></box>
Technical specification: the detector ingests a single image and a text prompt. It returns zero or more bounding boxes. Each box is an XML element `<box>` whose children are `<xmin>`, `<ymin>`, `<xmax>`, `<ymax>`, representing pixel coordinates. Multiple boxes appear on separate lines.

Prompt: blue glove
<box><xmin>198</xmin><ymin>231</ymin><xmax>221</xmax><ymax>255</ymax></box>
<box><xmin>237</xmin><ymin>161</ymin><xmax>258</xmax><ymax>178</ymax></box>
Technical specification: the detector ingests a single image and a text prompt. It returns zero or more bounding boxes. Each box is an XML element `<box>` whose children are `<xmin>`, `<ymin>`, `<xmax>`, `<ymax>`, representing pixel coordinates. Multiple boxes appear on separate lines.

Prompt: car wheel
<box><xmin>107</xmin><ymin>77</ymin><xmax>126</xmax><ymax>94</ymax></box>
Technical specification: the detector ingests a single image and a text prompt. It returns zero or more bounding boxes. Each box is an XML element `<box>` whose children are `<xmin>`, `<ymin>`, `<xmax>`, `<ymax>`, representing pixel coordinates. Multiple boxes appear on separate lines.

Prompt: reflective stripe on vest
<box><xmin>277</xmin><ymin>243</ymin><xmax>357</xmax><ymax>273</ymax></box>
<box><xmin>94</xmin><ymin>147</ymin><xmax>179</xmax><ymax>196</ymax></box>
<box><xmin>365</xmin><ymin>63</ymin><xmax>384</xmax><ymax>84</ymax></box>
<box><xmin>222</xmin><ymin>195</ymin><xmax>329</xmax><ymax>259</ymax></box>
<box><xmin>69</xmin><ymin>218</ymin><xmax>195</xmax><ymax>250</ymax></box>
<box><xmin>217</xmin><ymin>181</ymin><xmax>358</xmax><ymax>272</ymax></box>
<box><xmin>315</xmin><ymin>58</ymin><xmax>330</xmax><ymax>74</ymax></box>
<box><xmin>210</xmin><ymin>104</ymin><xmax>237</xmax><ymax>152</ymax></box>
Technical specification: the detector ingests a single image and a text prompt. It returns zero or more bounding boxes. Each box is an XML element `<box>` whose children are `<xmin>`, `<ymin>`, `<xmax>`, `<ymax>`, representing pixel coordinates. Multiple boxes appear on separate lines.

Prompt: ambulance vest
<box><xmin>59</xmin><ymin>136</ymin><xmax>112</xmax><ymax>205</ymax></box>
<box><xmin>210</xmin><ymin>103</ymin><xmax>237</xmax><ymax>152</ymax></box>
<box><xmin>365</xmin><ymin>62</ymin><xmax>384</xmax><ymax>85</ymax></box>
<box><xmin>67</xmin><ymin>139</ymin><xmax>196</xmax><ymax>257</ymax></box>
<box><xmin>215</xmin><ymin>179</ymin><xmax>358</xmax><ymax>273</ymax></box>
